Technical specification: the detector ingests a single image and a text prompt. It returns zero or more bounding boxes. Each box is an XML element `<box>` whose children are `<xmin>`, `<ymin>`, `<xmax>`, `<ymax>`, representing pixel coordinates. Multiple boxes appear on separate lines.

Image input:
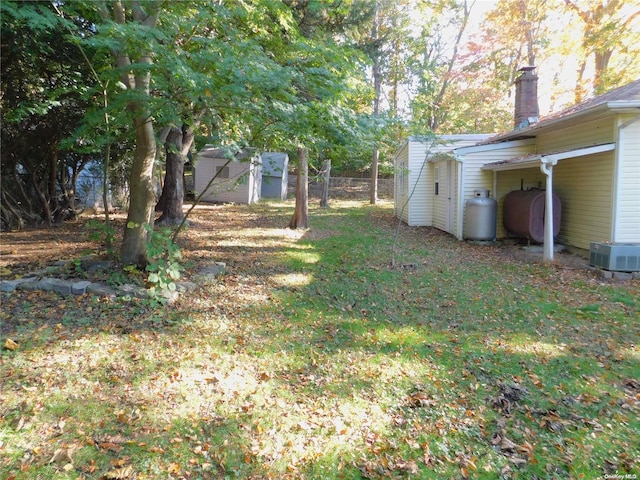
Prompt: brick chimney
<box><xmin>514</xmin><ymin>66</ymin><xmax>539</xmax><ymax>129</ymax></box>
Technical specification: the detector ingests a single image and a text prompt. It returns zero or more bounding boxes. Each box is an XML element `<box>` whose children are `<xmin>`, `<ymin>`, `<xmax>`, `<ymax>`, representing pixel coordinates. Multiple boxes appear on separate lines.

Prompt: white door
<box><xmin>446</xmin><ymin>160</ymin><xmax>456</xmax><ymax>233</ymax></box>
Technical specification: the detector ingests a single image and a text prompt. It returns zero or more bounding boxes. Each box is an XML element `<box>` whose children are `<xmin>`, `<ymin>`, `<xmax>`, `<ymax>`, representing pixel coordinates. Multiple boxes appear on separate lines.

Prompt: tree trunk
<box><xmin>320</xmin><ymin>159</ymin><xmax>331</xmax><ymax>208</ymax></box>
<box><xmin>111</xmin><ymin>1</ymin><xmax>161</xmax><ymax>267</ymax></box>
<box><xmin>49</xmin><ymin>148</ymin><xmax>59</xmax><ymax>222</ymax></box>
<box><xmin>593</xmin><ymin>49</ymin><xmax>613</xmax><ymax>95</ymax></box>
<box><xmin>288</xmin><ymin>146</ymin><xmax>308</xmax><ymax>229</ymax></box>
<box><xmin>29</xmin><ymin>167</ymin><xmax>52</xmax><ymax>226</ymax></box>
<box><xmin>120</xmin><ymin>115</ymin><xmax>157</xmax><ymax>266</ymax></box>
<box><xmin>156</xmin><ymin>124</ymin><xmax>194</xmax><ymax>225</ymax></box>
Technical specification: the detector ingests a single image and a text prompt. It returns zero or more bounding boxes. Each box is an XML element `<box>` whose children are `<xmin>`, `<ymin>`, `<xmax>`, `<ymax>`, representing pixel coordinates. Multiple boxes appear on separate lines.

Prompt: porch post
<box><xmin>540</xmin><ymin>159</ymin><xmax>557</xmax><ymax>262</ymax></box>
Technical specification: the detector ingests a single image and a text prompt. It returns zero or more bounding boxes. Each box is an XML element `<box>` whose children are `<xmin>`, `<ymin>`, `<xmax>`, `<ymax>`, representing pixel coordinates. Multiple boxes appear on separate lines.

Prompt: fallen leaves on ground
<box><xmin>1</xmin><ymin>201</ymin><xmax>639</xmax><ymax>479</ymax></box>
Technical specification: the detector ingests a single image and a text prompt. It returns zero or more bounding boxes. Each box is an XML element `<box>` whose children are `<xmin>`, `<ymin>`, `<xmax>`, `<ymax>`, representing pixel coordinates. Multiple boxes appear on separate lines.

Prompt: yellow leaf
<box><xmin>4</xmin><ymin>338</ymin><xmax>18</xmax><ymax>351</ymax></box>
<box><xmin>104</xmin><ymin>465</ymin><xmax>134</xmax><ymax>479</ymax></box>
<box><xmin>48</xmin><ymin>448</ymin><xmax>74</xmax><ymax>465</ymax></box>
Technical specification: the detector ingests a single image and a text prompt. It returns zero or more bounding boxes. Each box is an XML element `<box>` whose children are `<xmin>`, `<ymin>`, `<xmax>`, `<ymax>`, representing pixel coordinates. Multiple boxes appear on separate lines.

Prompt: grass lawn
<box><xmin>1</xmin><ymin>199</ymin><xmax>638</xmax><ymax>479</ymax></box>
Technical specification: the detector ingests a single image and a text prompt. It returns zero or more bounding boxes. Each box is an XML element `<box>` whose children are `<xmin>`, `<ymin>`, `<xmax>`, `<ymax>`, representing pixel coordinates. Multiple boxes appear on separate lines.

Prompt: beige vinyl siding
<box><xmin>407</xmin><ymin>142</ymin><xmax>433</xmax><ymax>226</ymax></box>
<box><xmin>394</xmin><ymin>143</ymin><xmax>410</xmax><ymax>223</ymax></box>
<box><xmin>395</xmin><ymin>135</ymin><xmax>495</xmax><ymax>230</ymax></box>
<box><xmin>195</xmin><ymin>158</ymin><xmax>260</xmax><ymax>204</ymax></box>
<box><xmin>537</xmin><ymin>117</ymin><xmax>615</xmax><ymax>152</ymax></box>
<box><xmin>463</xmin><ymin>158</ymin><xmax>496</xmax><ymax>198</ymax></box>
<box><xmin>494</xmin><ymin>167</ymin><xmax>546</xmax><ymax>239</ymax></box>
<box><xmin>553</xmin><ymin>153</ymin><xmax>614</xmax><ymax>249</ymax></box>
<box><xmin>459</xmin><ymin>140</ymin><xmax>536</xmax><ymax>198</ymax></box>
<box><xmin>614</xmin><ymin>116</ymin><xmax>640</xmax><ymax>242</ymax></box>
<box><xmin>393</xmin><ymin>140</ymin><xmax>434</xmax><ymax>226</ymax></box>
<box><xmin>458</xmin><ymin>140</ymin><xmax>536</xmax><ymax>239</ymax></box>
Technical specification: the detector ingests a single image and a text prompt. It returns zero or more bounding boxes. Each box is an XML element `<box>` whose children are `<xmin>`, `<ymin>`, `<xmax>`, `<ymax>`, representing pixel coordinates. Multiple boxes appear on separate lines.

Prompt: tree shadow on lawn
<box><xmin>2</xmin><ymin>201</ymin><xmax>639</xmax><ymax>479</ymax></box>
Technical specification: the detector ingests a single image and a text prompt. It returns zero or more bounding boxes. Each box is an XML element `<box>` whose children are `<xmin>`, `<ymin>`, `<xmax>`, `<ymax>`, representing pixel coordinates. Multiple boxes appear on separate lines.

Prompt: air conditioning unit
<box><xmin>590</xmin><ymin>242</ymin><xmax>640</xmax><ymax>272</ymax></box>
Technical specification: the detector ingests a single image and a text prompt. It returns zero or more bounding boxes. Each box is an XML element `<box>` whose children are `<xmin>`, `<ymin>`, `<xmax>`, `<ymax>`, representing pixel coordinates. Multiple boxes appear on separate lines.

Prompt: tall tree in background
<box><xmin>288</xmin><ymin>147</ymin><xmax>309</xmax><ymax>229</ymax></box>
<box><xmin>458</xmin><ymin>0</ymin><xmax>640</xmax><ymax>126</ymax></box>
<box><xmin>346</xmin><ymin>0</ymin><xmax>413</xmax><ymax>202</ymax></box>
<box><xmin>408</xmin><ymin>0</ymin><xmax>474</xmax><ymax>133</ymax></box>
<box><xmin>370</xmin><ymin>0</ymin><xmax>381</xmax><ymax>204</ymax></box>
<box><xmin>563</xmin><ymin>0</ymin><xmax>640</xmax><ymax>101</ymax></box>
<box><xmin>155</xmin><ymin>125</ymin><xmax>193</xmax><ymax>225</ymax></box>
<box><xmin>281</xmin><ymin>0</ymin><xmax>379</xmax><ymax>203</ymax></box>
<box><xmin>479</xmin><ymin>0</ymin><xmax>549</xmax><ymax>85</ymax></box>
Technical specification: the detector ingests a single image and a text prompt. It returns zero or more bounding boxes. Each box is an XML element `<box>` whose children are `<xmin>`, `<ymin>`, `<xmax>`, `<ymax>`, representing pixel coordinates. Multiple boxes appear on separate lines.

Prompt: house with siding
<box><xmin>394</xmin><ymin>134</ymin><xmax>494</xmax><ymax>236</ymax></box>
<box><xmin>395</xmin><ymin>67</ymin><xmax>640</xmax><ymax>263</ymax></box>
<box><xmin>468</xmin><ymin>70</ymin><xmax>640</xmax><ymax>260</ymax></box>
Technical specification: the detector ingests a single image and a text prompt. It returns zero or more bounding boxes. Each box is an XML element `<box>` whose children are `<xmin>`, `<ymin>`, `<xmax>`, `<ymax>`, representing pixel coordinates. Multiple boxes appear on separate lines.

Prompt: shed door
<box><xmin>446</xmin><ymin>160</ymin><xmax>455</xmax><ymax>232</ymax></box>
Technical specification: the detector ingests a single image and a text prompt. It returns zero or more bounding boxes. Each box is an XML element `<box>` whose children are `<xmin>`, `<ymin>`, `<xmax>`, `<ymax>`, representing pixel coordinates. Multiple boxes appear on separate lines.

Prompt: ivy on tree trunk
<box><xmin>320</xmin><ymin>159</ymin><xmax>331</xmax><ymax>208</ymax></box>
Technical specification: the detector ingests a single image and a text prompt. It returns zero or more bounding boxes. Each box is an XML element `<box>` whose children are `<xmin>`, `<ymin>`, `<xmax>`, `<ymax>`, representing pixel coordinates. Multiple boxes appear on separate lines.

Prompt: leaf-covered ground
<box><xmin>1</xmin><ymin>200</ymin><xmax>638</xmax><ymax>479</ymax></box>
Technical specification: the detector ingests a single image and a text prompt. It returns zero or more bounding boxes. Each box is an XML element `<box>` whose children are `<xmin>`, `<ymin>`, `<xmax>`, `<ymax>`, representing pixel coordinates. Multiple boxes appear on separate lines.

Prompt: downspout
<box><xmin>492</xmin><ymin>171</ymin><xmax>498</xmax><ymax>234</ymax></box>
<box><xmin>540</xmin><ymin>158</ymin><xmax>558</xmax><ymax>262</ymax></box>
<box><xmin>456</xmin><ymin>156</ymin><xmax>465</xmax><ymax>240</ymax></box>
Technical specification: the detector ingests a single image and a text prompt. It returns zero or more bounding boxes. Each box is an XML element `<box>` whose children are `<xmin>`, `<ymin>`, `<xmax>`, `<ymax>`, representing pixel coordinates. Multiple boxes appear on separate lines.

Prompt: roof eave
<box><xmin>490</xmin><ymin>101</ymin><xmax>640</xmax><ymax>142</ymax></box>
<box><xmin>482</xmin><ymin>142</ymin><xmax>616</xmax><ymax>171</ymax></box>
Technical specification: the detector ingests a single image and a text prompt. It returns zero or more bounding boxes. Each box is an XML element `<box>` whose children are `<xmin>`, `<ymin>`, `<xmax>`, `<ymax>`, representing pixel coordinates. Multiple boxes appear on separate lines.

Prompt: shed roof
<box><xmin>198</xmin><ymin>145</ymin><xmax>257</xmax><ymax>160</ymax></box>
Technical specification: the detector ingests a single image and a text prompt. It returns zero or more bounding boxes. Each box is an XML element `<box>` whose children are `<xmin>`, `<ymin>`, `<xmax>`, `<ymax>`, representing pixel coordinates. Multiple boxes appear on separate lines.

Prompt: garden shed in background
<box><xmin>194</xmin><ymin>146</ymin><xmax>262</xmax><ymax>204</ymax></box>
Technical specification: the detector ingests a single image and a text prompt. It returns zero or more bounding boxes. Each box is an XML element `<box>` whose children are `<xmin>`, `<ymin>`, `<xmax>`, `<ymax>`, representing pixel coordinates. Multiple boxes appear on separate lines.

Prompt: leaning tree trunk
<box><xmin>288</xmin><ymin>146</ymin><xmax>308</xmax><ymax>229</ymax></box>
<box><xmin>156</xmin><ymin>124</ymin><xmax>194</xmax><ymax>225</ymax></box>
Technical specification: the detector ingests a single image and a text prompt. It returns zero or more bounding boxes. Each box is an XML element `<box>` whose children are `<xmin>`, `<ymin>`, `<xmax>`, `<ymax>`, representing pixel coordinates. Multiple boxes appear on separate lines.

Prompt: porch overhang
<box><xmin>481</xmin><ymin>143</ymin><xmax>616</xmax><ymax>171</ymax></box>
<box><xmin>481</xmin><ymin>142</ymin><xmax>616</xmax><ymax>262</ymax></box>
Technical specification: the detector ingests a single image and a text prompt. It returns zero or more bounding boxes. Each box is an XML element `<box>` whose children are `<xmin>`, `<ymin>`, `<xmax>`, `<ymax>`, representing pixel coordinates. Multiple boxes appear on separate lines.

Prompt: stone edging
<box><xmin>0</xmin><ymin>260</ymin><xmax>227</xmax><ymax>303</ymax></box>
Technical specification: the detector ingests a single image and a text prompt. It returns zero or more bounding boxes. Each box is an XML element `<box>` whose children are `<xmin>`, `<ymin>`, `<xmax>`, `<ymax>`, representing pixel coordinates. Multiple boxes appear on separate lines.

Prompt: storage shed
<box><xmin>194</xmin><ymin>146</ymin><xmax>262</xmax><ymax>204</ymax></box>
<box><xmin>261</xmin><ymin>152</ymin><xmax>289</xmax><ymax>200</ymax></box>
